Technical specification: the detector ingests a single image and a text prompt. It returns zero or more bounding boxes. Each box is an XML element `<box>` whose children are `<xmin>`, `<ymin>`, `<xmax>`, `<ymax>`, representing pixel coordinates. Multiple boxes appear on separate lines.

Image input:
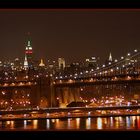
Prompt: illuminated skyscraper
<box><xmin>109</xmin><ymin>52</ymin><xmax>113</xmax><ymax>62</ymax></box>
<box><xmin>24</xmin><ymin>54</ymin><xmax>28</xmax><ymax>69</ymax></box>
<box><xmin>25</xmin><ymin>33</ymin><xmax>33</xmax><ymax>68</ymax></box>
<box><xmin>105</xmin><ymin>52</ymin><xmax>113</xmax><ymax>65</ymax></box>
<box><xmin>39</xmin><ymin>59</ymin><xmax>45</xmax><ymax>67</ymax></box>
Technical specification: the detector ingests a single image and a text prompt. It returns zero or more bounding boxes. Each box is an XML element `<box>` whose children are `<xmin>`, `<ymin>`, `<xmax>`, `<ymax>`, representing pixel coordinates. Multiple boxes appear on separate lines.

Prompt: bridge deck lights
<box><xmin>114</xmin><ymin>77</ymin><xmax>117</xmax><ymax>80</ymax></box>
<box><xmin>116</xmin><ymin>67</ymin><xmax>119</xmax><ymax>70</ymax></box>
<box><xmin>127</xmin><ymin>76</ymin><xmax>131</xmax><ymax>80</ymax></box>
<box><xmin>102</xmin><ymin>65</ymin><xmax>105</xmax><ymax>67</ymax></box>
<box><xmin>85</xmin><ymin>71</ymin><xmax>89</xmax><ymax>73</ymax></box>
<box><xmin>110</xmin><ymin>69</ymin><xmax>113</xmax><ymax>72</ymax></box>
<box><xmin>127</xmin><ymin>53</ymin><xmax>131</xmax><ymax>56</ymax></box>
<box><xmin>2</xmin><ymin>91</ymin><xmax>5</xmax><ymax>95</ymax></box>
<box><xmin>59</xmin><ymin>76</ymin><xmax>63</xmax><ymax>79</ymax></box>
<box><xmin>105</xmin><ymin>71</ymin><xmax>108</xmax><ymax>74</ymax></box>
<box><xmin>89</xmin><ymin>78</ymin><xmax>94</xmax><ymax>82</ymax></box>
<box><xmin>80</xmin><ymin>72</ymin><xmax>83</xmax><ymax>75</ymax></box>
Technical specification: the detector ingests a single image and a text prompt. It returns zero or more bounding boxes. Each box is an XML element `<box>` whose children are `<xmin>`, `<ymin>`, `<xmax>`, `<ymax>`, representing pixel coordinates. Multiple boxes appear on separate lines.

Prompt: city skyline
<box><xmin>0</xmin><ymin>7</ymin><xmax>140</xmax><ymax>133</ymax></box>
<box><xmin>0</xmin><ymin>9</ymin><xmax>140</xmax><ymax>63</ymax></box>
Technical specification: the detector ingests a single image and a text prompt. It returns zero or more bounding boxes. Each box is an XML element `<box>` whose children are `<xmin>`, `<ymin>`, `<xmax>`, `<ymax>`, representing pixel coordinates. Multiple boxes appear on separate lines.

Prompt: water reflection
<box><xmin>115</xmin><ymin>117</ymin><xmax>119</xmax><ymax>128</ymax></box>
<box><xmin>52</xmin><ymin>119</ymin><xmax>55</xmax><ymax>123</ymax></box>
<box><xmin>137</xmin><ymin>116</ymin><xmax>140</xmax><ymax>129</ymax></box>
<box><xmin>76</xmin><ymin>118</ymin><xmax>80</xmax><ymax>129</ymax></box>
<box><xmin>33</xmin><ymin>120</ymin><xmax>38</xmax><ymax>129</ymax></box>
<box><xmin>24</xmin><ymin>120</ymin><xmax>27</xmax><ymax>129</ymax></box>
<box><xmin>5</xmin><ymin>121</ymin><xmax>15</xmax><ymax>129</ymax></box>
<box><xmin>10</xmin><ymin>121</ymin><xmax>14</xmax><ymax>129</ymax></box>
<box><xmin>86</xmin><ymin>117</ymin><xmax>91</xmax><ymax>129</ymax></box>
<box><xmin>126</xmin><ymin>116</ymin><xmax>130</xmax><ymax>128</ymax></box>
<box><xmin>110</xmin><ymin>117</ymin><xmax>114</xmax><ymax>127</ymax></box>
<box><xmin>55</xmin><ymin>119</ymin><xmax>60</xmax><ymax>129</ymax></box>
<box><xmin>97</xmin><ymin>117</ymin><xmax>102</xmax><ymax>129</ymax></box>
<box><xmin>104</xmin><ymin>118</ymin><xmax>107</xmax><ymax>125</ymax></box>
<box><xmin>132</xmin><ymin>116</ymin><xmax>136</xmax><ymax>128</ymax></box>
<box><xmin>68</xmin><ymin>118</ymin><xmax>71</xmax><ymax>128</ymax></box>
<box><xmin>0</xmin><ymin>116</ymin><xmax>140</xmax><ymax>130</ymax></box>
<box><xmin>6</xmin><ymin>121</ymin><xmax>10</xmax><ymax>125</ymax></box>
<box><xmin>46</xmin><ymin>119</ymin><xmax>50</xmax><ymax>129</ymax></box>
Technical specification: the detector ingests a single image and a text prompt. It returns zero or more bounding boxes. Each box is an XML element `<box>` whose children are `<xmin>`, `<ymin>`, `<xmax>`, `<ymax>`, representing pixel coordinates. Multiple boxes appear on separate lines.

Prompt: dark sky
<box><xmin>0</xmin><ymin>9</ymin><xmax>140</xmax><ymax>64</ymax></box>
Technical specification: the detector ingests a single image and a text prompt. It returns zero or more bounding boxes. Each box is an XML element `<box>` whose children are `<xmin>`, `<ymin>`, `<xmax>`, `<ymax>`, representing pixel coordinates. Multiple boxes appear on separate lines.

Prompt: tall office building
<box><xmin>105</xmin><ymin>52</ymin><xmax>113</xmax><ymax>65</ymax></box>
<box><xmin>85</xmin><ymin>56</ymin><xmax>98</xmax><ymax>68</ymax></box>
<box><xmin>109</xmin><ymin>52</ymin><xmax>113</xmax><ymax>62</ymax></box>
<box><xmin>24</xmin><ymin>54</ymin><xmax>28</xmax><ymax>69</ymax></box>
<box><xmin>25</xmin><ymin>33</ymin><xmax>33</xmax><ymax>68</ymax></box>
<box><xmin>39</xmin><ymin>59</ymin><xmax>45</xmax><ymax>67</ymax></box>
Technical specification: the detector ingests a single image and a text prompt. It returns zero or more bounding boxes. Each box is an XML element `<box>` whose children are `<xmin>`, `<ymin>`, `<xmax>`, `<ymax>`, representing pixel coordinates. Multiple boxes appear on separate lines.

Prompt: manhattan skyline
<box><xmin>0</xmin><ymin>9</ymin><xmax>140</xmax><ymax>63</ymax></box>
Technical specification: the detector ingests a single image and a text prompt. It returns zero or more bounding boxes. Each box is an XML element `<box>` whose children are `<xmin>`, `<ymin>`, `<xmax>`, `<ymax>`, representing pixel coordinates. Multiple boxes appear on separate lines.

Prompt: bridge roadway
<box><xmin>1</xmin><ymin>105</ymin><xmax>140</xmax><ymax>115</ymax></box>
<box><xmin>54</xmin><ymin>79</ymin><xmax>140</xmax><ymax>87</ymax></box>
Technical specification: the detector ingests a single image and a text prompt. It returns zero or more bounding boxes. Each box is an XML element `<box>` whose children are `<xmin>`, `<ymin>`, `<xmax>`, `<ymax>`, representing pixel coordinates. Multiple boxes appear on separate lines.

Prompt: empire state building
<box><xmin>24</xmin><ymin>34</ymin><xmax>33</xmax><ymax>68</ymax></box>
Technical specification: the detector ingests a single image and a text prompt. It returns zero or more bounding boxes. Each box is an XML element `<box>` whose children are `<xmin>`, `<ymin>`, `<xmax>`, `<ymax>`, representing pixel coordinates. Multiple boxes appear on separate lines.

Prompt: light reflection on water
<box><xmin>110</xmin><ymin>117</ymin><xmax>113</xmax><ymax>127</ymax></box>
<box><xmin>86</xmin><ymin>117</ymin><xmax>91</xmax><ymax>129</ymax></box>
<box><xmin>33</xmin><ymin>120</ymin><xmax>38</xmax><ymax>129</ymax></box>
<box><xmin>68</xmin><ymin>118</ymin><xmax>71</xmax><ymax>128</ymax></box>
<box><xmin>97</xmin><ymin>117</ymin><xmax>102</xmax><ymax>129</ymax></box>
<box><xmin>5</xmin><ymin>121</ymin><xmax>15</xmax><ymax>129</ymax></box>
<box><xmin>24</xmin><ymin>120</ymin><xmax>27</xmax><ymax>128</ymax></box>
<box><xmin>46</xmin><ymin>119</ymin><xmax>50</xmax><ymax>129</ymax></box>
<box><xmin>55</xmin><ymin>119</ymin><xmax>60</xmax><ymax>129</ymax></box>
<box><xmin>76</xmin><ymin>118</ymin><xmax>80</xmax><ymax>129</ymax></box>
<box><xmin>126</xmin><ymin>116</ymin><xmax>131</xmax><ymax>128</ymax></box>
<box><xmin>1</xmin><ymin>116</ymin><xmax>140</xmax><ymax>130</ymax></box>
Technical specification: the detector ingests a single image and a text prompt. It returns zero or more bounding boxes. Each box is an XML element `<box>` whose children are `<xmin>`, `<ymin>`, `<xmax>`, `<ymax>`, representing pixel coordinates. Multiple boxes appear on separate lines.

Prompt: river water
<box><xmin>0</xmin><ymin>116</ymin><xmax>140</xmax><ymax>130</ymax></box>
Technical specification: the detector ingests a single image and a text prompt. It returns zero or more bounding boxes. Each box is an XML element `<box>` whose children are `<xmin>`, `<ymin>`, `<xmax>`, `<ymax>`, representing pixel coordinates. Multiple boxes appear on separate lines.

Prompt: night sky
<box><xmin>0</xmin><ymin>9</ymin><xmax>140</xmax><ymax>64</ymax></box>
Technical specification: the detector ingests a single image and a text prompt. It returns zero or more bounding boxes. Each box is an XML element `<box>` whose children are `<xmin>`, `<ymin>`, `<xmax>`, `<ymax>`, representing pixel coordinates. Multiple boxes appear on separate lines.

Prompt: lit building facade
<box><xmin>58</xmin><ymin>58</ymin><xmax>65</xmax><ymax>69</ymax></box>
<box><xmin>85</xmin><ymin>56</ymin><xmax>98</xmax><ymax>69</ymax></box>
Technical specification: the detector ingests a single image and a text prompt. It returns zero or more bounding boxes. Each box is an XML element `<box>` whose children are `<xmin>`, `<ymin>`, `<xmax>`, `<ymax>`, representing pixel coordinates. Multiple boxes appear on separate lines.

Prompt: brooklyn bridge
<box><xmin>0</xmin><ymin>49</ymin><xmax>140</xmax><ymax>108</ymax></box>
